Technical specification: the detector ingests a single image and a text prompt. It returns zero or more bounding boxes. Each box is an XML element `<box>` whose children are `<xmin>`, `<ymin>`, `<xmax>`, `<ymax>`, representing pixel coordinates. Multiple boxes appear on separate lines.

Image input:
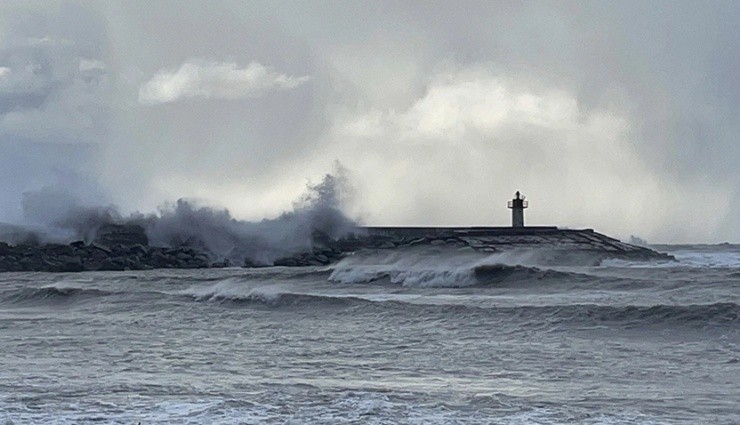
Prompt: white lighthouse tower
<box><xmin>507</xmin><ymin>191</ymin><xmax>528</xmax><ymax>227</ymax></box>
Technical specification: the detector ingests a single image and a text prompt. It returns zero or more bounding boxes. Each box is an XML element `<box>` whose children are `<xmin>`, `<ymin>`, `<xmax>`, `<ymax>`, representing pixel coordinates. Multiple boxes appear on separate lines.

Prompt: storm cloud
<box><xmin>0</xmin><ymin>1</ymin><xmax>737</xmax><ymax>243</ymax></box>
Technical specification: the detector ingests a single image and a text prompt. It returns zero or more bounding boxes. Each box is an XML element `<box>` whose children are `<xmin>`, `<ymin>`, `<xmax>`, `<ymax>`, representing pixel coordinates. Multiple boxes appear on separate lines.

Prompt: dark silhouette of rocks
<box><xmin>258</xmin><ymin>227</ymin><xmax>675</xmax><ymax>268</ymax></box>
<box><xmin>0</xmin><ymin>224</ymin><xmax>674</xmax><ymax>273</ymax></box>
<box><xmin>0</xmin><ymin>240</ymin><xmax>210</xmax><ymax>272</ymax></box>
<box><xmin>94</xmin><ymin>223</ymin><xmax>149</xmax><ymax>247</ymax></box>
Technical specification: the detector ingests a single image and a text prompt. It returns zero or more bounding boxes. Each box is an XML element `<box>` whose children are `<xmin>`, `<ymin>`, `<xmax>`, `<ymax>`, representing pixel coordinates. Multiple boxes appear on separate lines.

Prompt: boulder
<box><xmin>0</xmin><ymin>242</ymin><xmax>15</xmax><ymax>255</ymax></box>
<box><xmin>19</xmin><ymin>256</ymin><xmax>42</xmax><ymax>271</ymax></box>
<box><xmin>99</xmin><ymin>258</ymin><xmax>125</xmax><ymax>271</ymax></box>
<box><xmin>94</xmin><ymin>224</ymin><xmax>149</xmax><ymax>247</ymax></box>
<box><xmin>274</xmin><ymin>257</ymin><xmax>298</xmax><ymax>267</ymax></box>
<box><xmin>127</xmin><ymin>244</ymin><xmax>149</xmax><ymax>256</ymax></box>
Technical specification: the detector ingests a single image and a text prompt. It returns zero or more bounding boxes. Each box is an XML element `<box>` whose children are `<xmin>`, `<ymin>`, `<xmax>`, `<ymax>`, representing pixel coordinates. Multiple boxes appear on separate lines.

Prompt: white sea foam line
<box><xmin>329</xmin><ymin>265</ymin><xmax>478</xmax><ymax>287</ymax></box>
<box><xmin>177</xmin><ymin>277</ymin><xmax>296</xmax><ymax>301</ymax></box>
<box><xmin>601</xmin><ymin>251</ymin><xmax>740</xmax><ymax>269</ymax></box>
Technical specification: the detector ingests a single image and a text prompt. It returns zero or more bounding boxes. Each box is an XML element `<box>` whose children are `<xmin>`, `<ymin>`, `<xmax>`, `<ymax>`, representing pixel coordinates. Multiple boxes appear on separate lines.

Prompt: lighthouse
<box><xmin>507</xmin><ymin>191</ymin><xmax>528</xmax><ymax>227</ymax></box>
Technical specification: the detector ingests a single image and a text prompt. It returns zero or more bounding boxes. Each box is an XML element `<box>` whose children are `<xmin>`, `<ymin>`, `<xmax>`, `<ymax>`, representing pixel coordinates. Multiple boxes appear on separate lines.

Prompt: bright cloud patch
<box><xmin>316</xmin><ymin>68</ymin><xmax>732</xmax><ymax>242</ymax></box>
<box><xmin>138</xmin><ymin>60</ymin><xmax>310</xmax><ymax>104</ymax></box>
<box><xmin>79</xmin><ymin>59</ymin><xmax>105</xmax><ymax>72</ymax></box>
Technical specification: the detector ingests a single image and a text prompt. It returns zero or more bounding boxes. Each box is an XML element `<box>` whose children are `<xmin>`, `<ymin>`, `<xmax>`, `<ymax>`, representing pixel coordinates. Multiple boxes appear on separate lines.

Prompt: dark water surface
<box><xmin>1</xmin><ymin>245</ymin><xmax>738</xmax><ymax>424</ymax></box>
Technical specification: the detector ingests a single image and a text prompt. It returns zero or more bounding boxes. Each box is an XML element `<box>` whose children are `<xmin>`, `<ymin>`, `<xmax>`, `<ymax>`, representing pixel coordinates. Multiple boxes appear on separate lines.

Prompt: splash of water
<box><xmin>2</xmin><ymin>167</ymin><xmax>356</xmax><ymax>264</ymax></box>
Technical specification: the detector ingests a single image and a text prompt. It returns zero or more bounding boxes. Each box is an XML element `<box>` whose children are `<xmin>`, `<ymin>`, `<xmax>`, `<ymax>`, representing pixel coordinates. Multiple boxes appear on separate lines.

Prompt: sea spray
<box><xmin>2</xmin><ymin>167</ymin><xmax>356</xmax><ymax>265</ymax></box>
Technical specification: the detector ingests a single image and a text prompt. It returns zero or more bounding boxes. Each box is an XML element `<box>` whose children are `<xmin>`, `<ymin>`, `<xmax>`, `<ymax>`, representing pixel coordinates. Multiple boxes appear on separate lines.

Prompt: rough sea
<box><xmin>1</xmin><ymin>244</ymin><xmax>738</xmax><ymax>424</ymax></box>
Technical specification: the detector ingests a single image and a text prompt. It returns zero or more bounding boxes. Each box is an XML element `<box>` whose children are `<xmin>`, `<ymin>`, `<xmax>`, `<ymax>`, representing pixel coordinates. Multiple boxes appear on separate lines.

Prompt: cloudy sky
<box><xmin>0</xmin><ymin>1</ymin><xmax>737</xmax><ymax>243</ymax></box>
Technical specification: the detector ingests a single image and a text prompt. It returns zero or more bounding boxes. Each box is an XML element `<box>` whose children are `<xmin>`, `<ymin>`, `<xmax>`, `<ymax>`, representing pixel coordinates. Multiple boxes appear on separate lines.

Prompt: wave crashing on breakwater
<box><xmin>1</xmin><ymin>169</ymin><xmax>356</xmax><ymax>265</ymax></box>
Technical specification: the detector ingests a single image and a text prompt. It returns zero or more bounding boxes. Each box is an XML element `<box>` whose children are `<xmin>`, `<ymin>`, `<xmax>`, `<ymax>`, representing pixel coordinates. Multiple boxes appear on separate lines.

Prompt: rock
<box><xmin>19</xmin><ymin>256</ymin><xmax>42</xmax><ymax>271</ymax></box>
<box><xmin>274</xmin><ymin>257</ymin><xmax>298</xmax><ymax>267</ymax></box>
<box><xmin>91</xmin><ymin>243</ymin><xmax>111</xmax><ymax>254</ymax></box>
<box><xmin>127</xmin><ymin>244</ymin><xmax>149</xmax><ymax>256</ymax></box>
<box><xmin>0</xmin><ymin>242</ymin><xmax>15</xmax><ymax>255</ymax></box>
<box><xmin>82</xmin><ymin>259</ymin><xmax>104</xmax><ymax>271</ymax></box>
<box><xmin>94</xmin><ymin>223</ymin><xmax>149</xmax><ymax>247</ymax></box>
<box><xmin>90</xmin><ymin>247</ymin><xmax>109</xmax><ymax>261</ymax></box>
<box><xmin>46</xmin><ymin>244</ymin><xmax>74</xmax><ymax>256</ymax></box>
<box><xmin>211</xmin><ymin>259</ymin><xmax>230</xmax><ymax>268</ymax></box>
<box><xmin>53</xmin><ymin>255</ymin><xmax>84</xmax><ymax>272</ymax></box>
<box><xmin>0</xmin><ymin>256</ymin><xmax>22</xmax><ymax>272</ymax></box>
<box><xmin>243</xmin><ymin>257</ymin><xmax>270</xmax><ymax>268</ymax></box>
<box><xmin>149</xmin><ymin>251</ymin><xmax>172</xmax><ymax>268</ymax></box>
<box><xmin>407</xmin><ymin>238</ymin><xmax>427</xmax><ymax>246</ymax></box>
<box><xmin>319</xmin><ymin>248</ymin><xmax>335</xmax><ymax>256</ymax></box>
<box><xmin>99</xmin><ymin>259</ymin><xmax>125</xmax><ymax>271</ymax></box>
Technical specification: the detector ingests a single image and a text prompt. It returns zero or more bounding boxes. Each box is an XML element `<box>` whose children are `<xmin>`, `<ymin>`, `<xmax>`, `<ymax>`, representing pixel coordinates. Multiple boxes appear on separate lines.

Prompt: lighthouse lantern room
<box><xmin>507</xmin><ymin>191</ymin><xmax>528</xmax><ymax>227</ymax></box>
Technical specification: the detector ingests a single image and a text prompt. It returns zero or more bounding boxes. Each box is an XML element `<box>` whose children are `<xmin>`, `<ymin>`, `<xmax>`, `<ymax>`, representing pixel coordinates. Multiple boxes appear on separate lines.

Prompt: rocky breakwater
<box><xmin>0</xmin><ymin>224</ymin><xmax>214</xmax><ymax>272</ymax></box>
<box><xmin>262</xmin><ymin>227</ymin><xmax>676</xmax><ymax>267</ymax></box>
<box><xmin>250</xmin><ymin>245</ymin><xmax>344</xmax><ymax>268</ymax></box>
<box><xmin>0</xmin><ymin>224</ymin><xmax>675</xmax><ymax>273</ymax></box>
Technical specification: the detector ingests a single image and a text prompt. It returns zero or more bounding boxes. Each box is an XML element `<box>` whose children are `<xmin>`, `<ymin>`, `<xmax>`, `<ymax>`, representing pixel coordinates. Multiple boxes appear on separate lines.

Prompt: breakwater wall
<box><xmin>0</xmin><ymin>224</ymin><xmax>673</xmax><ymax>272</ymax></box>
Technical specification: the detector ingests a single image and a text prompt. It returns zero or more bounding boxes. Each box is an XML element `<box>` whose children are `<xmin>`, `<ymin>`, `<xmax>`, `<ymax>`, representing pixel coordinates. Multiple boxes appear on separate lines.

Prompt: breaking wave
<box><xmin>1</xmin><ymin>285</ymin><xmax>117</xmax><ymax>305</ymax></box>
<box><xmin>329</xmin><ymin>263</ymin><xmax>586</xmax><ymax>287</ymax></box>
<box><xmin>3</xmin><ymin>166</ymin><xmax>356</xmax><ymax>265</ymax></box>
<box><xmin>0</xmin><ymin>282</ymin><xmax>167</xmax><ymax>306</ymax></box>
<box><xmin>179</xmin><ymin>281</ymin><xmax>360</xmax><ymax>308</ymax></box>
<box><xmin>182</xmin><ymin>282</ymin><xmax>739</xmax><ymax>326</ymax></box>
<box><xmin>328</xmin><ymin>248</ymin><xmax>592</xmax><ymax>287</ymax></box>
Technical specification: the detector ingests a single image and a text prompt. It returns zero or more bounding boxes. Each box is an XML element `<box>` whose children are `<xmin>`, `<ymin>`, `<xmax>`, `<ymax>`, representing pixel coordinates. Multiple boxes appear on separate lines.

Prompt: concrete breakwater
<box><xmin>0</xmin><ymin>224</ymin><xmax>673</xmax><ymax>273</ymax></box>
<box><xmin>271</xmin><ymin>226</ymin><xmax>675</xmax><ymax>267</ymax></box>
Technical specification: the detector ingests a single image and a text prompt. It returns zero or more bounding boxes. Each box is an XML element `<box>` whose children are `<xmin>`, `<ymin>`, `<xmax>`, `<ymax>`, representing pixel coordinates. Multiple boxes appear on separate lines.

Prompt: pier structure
<box><xmin>507</xmin><ymin>191</ymin><xmax>528</xmax><ymax>227</ymax></box>
<box><xmin>334</xmin><ymin>191</ymin><xmax>673</xmax><ymax>264</ymax></box>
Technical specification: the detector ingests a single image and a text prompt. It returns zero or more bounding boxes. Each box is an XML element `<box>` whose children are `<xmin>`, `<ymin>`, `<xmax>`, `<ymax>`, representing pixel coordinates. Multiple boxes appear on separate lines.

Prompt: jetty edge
<box><xmin>0</xmin><ymin>223</ymin><xmax>673</xmax><ymax>273</ymax></box>
<box><xmin>267</xmin><ymin>225</ymin><xmax>675</xmax><ymax>267</ymax></box>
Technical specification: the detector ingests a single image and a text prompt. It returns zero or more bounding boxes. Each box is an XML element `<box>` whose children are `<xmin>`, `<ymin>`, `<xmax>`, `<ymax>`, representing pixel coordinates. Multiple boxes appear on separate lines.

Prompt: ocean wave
<box><xmin>326</xmin><ymin>247</ymin><xmax>607</xmax><ymax>287</ymax></box>
<box><xmin>0</xmin><ymin>282</ymin><xmax>170</xmax><ymax>306</ymax></box>
<box><xmin>181</xmin><ymin>282</ymin><xmax>361</xmax><ymax>308</ymax></box>
<box><xmin>602</xmin><ymin>251</ymin><xmax>740</xmax><ymax>269</ymax></box>
<box><xmin>472</xmin><ymin>264</ymin><xmax>587</xmax><ymax>284</ymax></box>
<box><xmin>180</xmin><ymin>279</ymin><xmax>739</xmax><ymax>325</ymax></box>
<box><xmin>329</xmin><ymin>261</ymin><xmax>589</xmax><ymax>288</ymax></box>
<box><xmin>532</xmin><ymin>302</ymin><xmax>740</xmax><ymax>327</ymax></box>
<box><xmin>0</xmin><ymin>285</ymin><xmax>117</xmax><ymax>305</ymax></box>
<box><xmin>329</xmin><ymin>265</ymin><xmax>477</xmax><ymax>287</ymax></box>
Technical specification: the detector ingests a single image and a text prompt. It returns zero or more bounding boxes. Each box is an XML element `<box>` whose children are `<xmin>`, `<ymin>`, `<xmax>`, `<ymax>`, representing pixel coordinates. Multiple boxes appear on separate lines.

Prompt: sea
<box><xmin>0</xmin><ymin>244</ymin><xmax>738</xmax><ymax>424</ymax></box>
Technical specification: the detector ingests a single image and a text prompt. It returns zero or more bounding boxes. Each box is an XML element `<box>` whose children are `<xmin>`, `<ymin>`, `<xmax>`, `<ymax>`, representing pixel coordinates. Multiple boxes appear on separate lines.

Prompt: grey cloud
<box><xmin>0</xmin><ymin>2</ymin><xmax>110</xmax><ymax>222</ymax></box>
<box><xmin>0</xmin><ymin>1</ymin><xmax>737</xmax><ymax>242</ymax></box>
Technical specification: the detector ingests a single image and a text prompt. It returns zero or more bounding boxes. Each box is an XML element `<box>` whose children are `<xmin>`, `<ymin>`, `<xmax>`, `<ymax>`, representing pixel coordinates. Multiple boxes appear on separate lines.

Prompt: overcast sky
<box><xmin>0</xmin><ymin>1</ymin><xmax>737</xmax><ymax>243</ymax></box>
